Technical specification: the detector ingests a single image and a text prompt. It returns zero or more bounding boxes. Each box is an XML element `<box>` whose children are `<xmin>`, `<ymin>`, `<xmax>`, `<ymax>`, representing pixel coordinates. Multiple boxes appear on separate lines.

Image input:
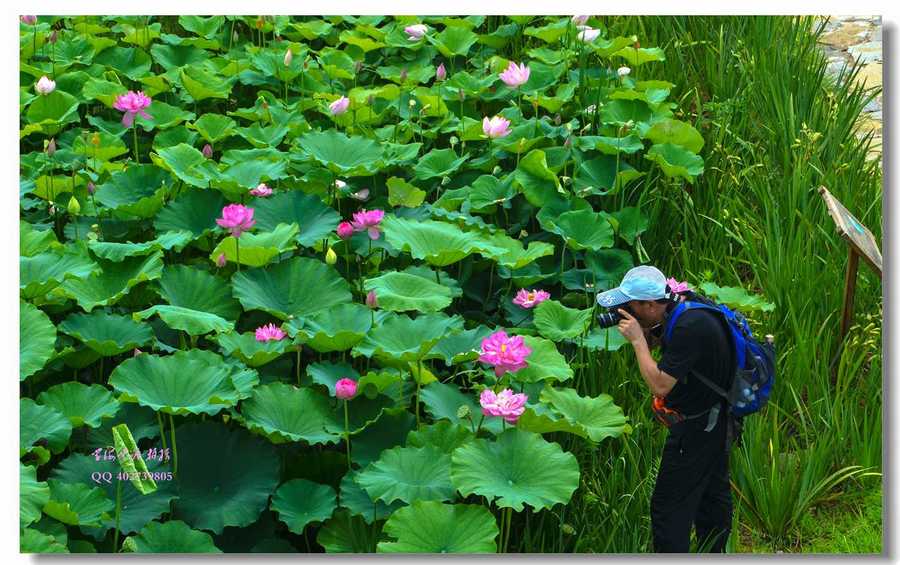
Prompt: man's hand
<box><xmin>616</xmin><ymin>309</ymin><xmax>646</xmax><ymax>346</ymax></box>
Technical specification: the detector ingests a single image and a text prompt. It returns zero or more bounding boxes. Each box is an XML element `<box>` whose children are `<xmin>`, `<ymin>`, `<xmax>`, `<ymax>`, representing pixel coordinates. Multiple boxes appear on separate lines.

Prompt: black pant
<box><xmin>650</xmin><ymin>411</ymin><xmax>733</xmax><ymax>553</ymax></box>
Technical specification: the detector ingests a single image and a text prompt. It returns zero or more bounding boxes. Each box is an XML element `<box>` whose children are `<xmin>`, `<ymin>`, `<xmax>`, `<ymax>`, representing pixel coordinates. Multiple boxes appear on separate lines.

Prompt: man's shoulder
<box><xmin>670</xmin><ymin>304</ymin><xmax>728</xmax><ymax>335</ymax></box>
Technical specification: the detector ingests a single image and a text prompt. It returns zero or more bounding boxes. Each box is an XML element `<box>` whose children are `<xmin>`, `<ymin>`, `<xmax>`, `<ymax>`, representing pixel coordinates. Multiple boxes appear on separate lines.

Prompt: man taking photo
<box><xmin>596</xmin><ymin>265</ymin><xmax>736</xmax><ymax>553</ymax></box>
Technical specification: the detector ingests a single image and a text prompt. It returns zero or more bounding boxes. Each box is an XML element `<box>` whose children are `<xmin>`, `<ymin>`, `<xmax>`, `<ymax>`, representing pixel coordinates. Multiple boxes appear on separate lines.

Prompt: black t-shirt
<box><xmin>656</xmin><ymin>299</ymin><xmax>735</xmax><ymax>417</ymax></box>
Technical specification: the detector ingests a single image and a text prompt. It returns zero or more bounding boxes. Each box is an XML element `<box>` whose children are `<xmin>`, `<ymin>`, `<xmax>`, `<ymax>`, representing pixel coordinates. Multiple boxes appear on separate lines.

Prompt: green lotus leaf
<box><xmin>406</xmin><ymin>421</ymin><xmax>474</xmax><ymax>453</ymax></box>
<box><xmin>614</xmin><ymin>46</ymin><xmax>666</xmax><ymax>66</ymax></box>
<box><xmin>450</xmin><ymin>428</ymin><xmax>579</xmax><ymax>512</ymax></box>
<box><xmin>93</xmin><ymin>44</ymin><xmax>152</xmax><ymax>79</ymax></box>
<box><xmin>210</xmin><ymin>223</ymin><xmax>298</xmax><ymax>267</ymax></box>
<box><xmin>429</xmin><ymin>25</ymin><xmax>479</xmax><ymax>57</ymax></box>
<box><xmin>583</xmin><ymin>326</ymin><xmax>628</xmax><ymax>351</ymax></box>
<box><xmin>378</xmin><ymin>500</ymin><xmax>498</xmax><ymax>554</ymax></box>
<box><xmin>122</xmin><ymin>520</ymin><xmax>222</xmax><ymax>553</ymax></box>
<box><xmin>271</xmin><ymin>479</ymin><xmax>337</xmax><ymax>534</ymax></box>
<box><xmin>600</xmin><ymin>98</ymin><xmax>652</xmax><ymax>125</ymax></box>
<box><xmin>288</xmin><ymin>303</ymin><xmax>372</xmax><ymax>353</ymax></box>
<box><xmin>43</xmin><ymin>480</ymin><xmax>113</xmax><ymax>527</ymax></box>
<box><xmin>236</xmin><ymin>382</ymin><xmax>342</xmax><ymax>446</ymax></box>
<box><xmin>108</xmin><ymin>349</ymin><xmax>251</xmax><ymax>416</ymax></box>
<box><xmin>153</xmin><ymin>188</ymin><xmax>226</xmax><ymax>238</ymax></box>
<box><xmin>533</xmin><ymin>300</ymin><xmax>592</xmax><ymax>341</ymax></box>
<box><xmin>110</xmin><ymin>423</ymin><xmax>159</xmax><ymax>495</ymax></box>
<box><xmin>157</xmin><ymin>264</ymin><xmax>242</xmax><ymax>320</ymax></box>
<box><xmin>317</xmin><ymin>509</ymin><xmax>382</xmax><ymax>553</ymax></box>
<box><xmin>21</xmin><ymin>301</ymin><xmax>56</xmax><ymax>381</ymax></box>
<box><xmin>297</xmin><ymin>130</ymin><xmax>383</xmax><ymax>175</ymax></box>
<box><xmin>85</xmin><ymin>402</ymin><xmax>161</xmax><ymax>447</ymax></box>
<box><xmin>152</xmin><ymin>143</ymin><xmax>221</xmax><ymax>188</ymax></box>
<box><xmin>431</xmin><ymin>325</ymin><xmax>494</xmax><ymax>365</ymax></box>
<box><xmin>353</xmin><ymin>312</ymin><xmax>463</xmax><ymax>362</ymax></box>
<box><xmin>351</xmin><ymin>410</ymin><xmax>417</xmax><ymax>469</ymax></box>
<box><xmin>232</xmin><ymin>256</ymin><xmax>353</xmax><ymax>320</ymax></box>
<box><xmin>515</xmin><ymin>149</ymin><xmax>561</xmax><ymax>208</ymax></box>
<box><xmin>645</xmin><ymin>119</ymin><xmax>704</xmax><ymax>153</ymax></box>
<box><xmin>251</xmin><ymin>190</ymin><xmax>341</xmax><ymax>248</ymax></box>
<box><xmin>363</xmin><ymin>271</ymin><xmax>453</xmax><ymax>313</ymax></box>
<box><xmin>235</xmin><ymin>121</ymin><xmax>289</xmax><ymax>148</ymax></box>
<box><xmin>50</xmin><ymin>453</ymin><xmax>176</xmax><ymax>536</ymax></box>
<box><xmin>413</xmin><ymin>148</ymin><xmax>470</xmax><ymax>181</ymax></box>
<box><xmin>539</xmin><ymin>387</ymin><xmax>631</xmax><ymax>442</ymax></box>
<box><xmin>25</xmin><ymin>90</ymin><xmax>81</xmax><ymax>133</ymax></box>
<box><xmin>135</xmin><ymin>99</ymin><xmax>196</xmax><ymax>131</ymax></box>
<box><xmin>399</xmin><ymin>264</ymin><xmax>464</xmax><ymax>298</ymax></box>
<box><xmin>547</xmin><ymin>208</ymin><xmax>615</xmax><ymax>252</ymax></box>
<box><xmin>478</xmin><ymin>231</ymin><xmax>556</xmax><ymax>270</ymax></box>
<box><xmin>387</xmin><ymin>176</ymin><xmax>427</xmax><ymax>208</ymax></box>
<box><xmin>338</xmin><ymin>471</ymin><xmax>404</xmax><ymax>525</ymax></box>
<box><xmin>20</xmin><ymin>246</ymin><xmax>100</xmax><ymax>299</ymax></box>
<box><xmin>215</xmin><ymin>331</ymin><xmax>290</xmax><ymax>367</ymax></box>
<box><xmin>382</xmin><ymin>215</ymin><xmax>504</xmax><ymax>267</ymax></box>
<box><xmin>523</xmin><ymin>17</ymin><xmax>569</xmax><ymax>43</ymax></box>
<box><xmin>179</xmin><ymin>64</ymin><xmax>233</xmax><ymax>101</ymax></box>
<box><xmin>20</xmin><ymin>528</ymin><xmax>69</xmax><ymax>553</ymax></box>
<box><xmin>575</xmin><ymin>133</ymin><xmax>644</xmax><ymax>155</ymax></box>
<box><xmin>59</xmin><ymin>251</ymin><xmax>164</xmax><ymax>311</ymax></box>
<box><xmin>150</xmin><ymin>42</ymin><xmax>208</xmax><ymax>71</ymax></box>
<box><xmin>419</xmin><ymin>382</ymin><xmax>503</xmax><ymax>435</ymax></box>
<box><xmin>173</xmin><ymin>421</ymin><xmax>279</xmax><ymax>534</ymax></box>
<box><xmin>573</xmin><ymin>155</ymin><xmax>643</xmax><ymax>197</ymax></box>
<box><xmin>699</xmin><ymin>281</ymin><xmax>775</xmax><ymax>312</ymax></box>
<box><xmin>58</xmin><ymin>310</ymin><xmax>154</xmax><ymax>356</ymax></box>
<box><xmin>305</xmin><ymin>362</ymin><xmax>360</xmax><ymax>396</ymax></box>
<box><xmin>509</xmin><ymin>335</ymin><xmax>573</xmax><ymax>384</ymax></box>
<box><xmin>21</xmin><ymin>398</ymin><xmax>72</xmax><ymax>456</ymax></box>
<box><xmin>21</xmin><ymin>463</ymin><xmax>50</xmax><ymax>528</ymax></box>
<box><xmin>134</xmin><ymin>305</ymin><xmax>234</xmax><ymax>336</ymax></box>
<box><xmin>583</xmin><ymin>248</ymin><xmax>634</xmax><ymax>291</ymax></box>
<box><xmin>189</xmin><ymin>113</ymin><xmax>237</xmax><ymax>144</ymax></box>
<box><xmin>644</xmin><ymin>143</ymin><xmax>705</xmax><ymax>183</ymax></box>
<box><xmin>36</xmin><ymin>382</ymin><xmax>120</xmax><ymax>429</ymax></box>
<box><xmin>72</xmin><ymin>129</ymin><xmax>129</xmax><ymax>161</ymax></box>
<box><xmin>610</xmin><ymin>206</ymin><xmax>650</xmax><ymax>246</ymax></box>
<box><xmin>20</xmin><ymin>221</ymin><xmax>59</xmax><ymax>257</ymax></box>
<box><xmin>87</xmin><ymin>231</ymin><xmax>193</xmax><ymax>261</ymax></box>
<box><xmin>178</xmin><ymin>15</ymin><xmax>226</xmax><ymax>38</ymax></box>
<box><xmin>467</xmin><ymin>174</ymin><xmax>517</xmax><ymax>212</ymax></box>
<box><xmin>356</xmin><ymin>445</ymin><xmax>454</xmax><ymax>505</ymax></box>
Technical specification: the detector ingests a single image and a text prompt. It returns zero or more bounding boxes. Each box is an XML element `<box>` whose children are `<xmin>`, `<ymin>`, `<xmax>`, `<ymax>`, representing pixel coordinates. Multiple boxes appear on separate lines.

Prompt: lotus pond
<box><xmin>19</xmin><ymin>15</ymin><xmax>882</xmax><ymax>554</ymax></box>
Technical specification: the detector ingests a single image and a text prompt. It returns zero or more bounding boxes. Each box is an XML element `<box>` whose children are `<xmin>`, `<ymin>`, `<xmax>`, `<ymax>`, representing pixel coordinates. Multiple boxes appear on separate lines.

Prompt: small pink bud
<box><xmin>435</xmin><ymin>63</ymin><xmax>446</xmax><ymax>81</ymax></box>
<box><xmin>46</xmin><ymin>138</ymin><xmax>56</xmax><ymax>156</ymax></box>
<box><xmin>337</xmin><ymin>221</ymin><xmax>354</xmax><ymax>240</ymax></box>
<box><xmin>215</xmin><ymin>253</ymin><xmax>227</xmax><ymax>268</ymax></box>
<box><xmin>202</xmin><ymin>144</ymin><xmax>213</xmax><ymax>159</ymax></box>
<box><xmin>335</xmin><ymin>378</ymin><xmax>358</xmax><ymax>400</ymax></box>
<box><xmin>365</xmin><ymin>290</ymin><xmax>378</xmax><ymax>309</ymax></box>
<box><xmin>400</xmin><ymin>68</ymin><xmax>408</xmax><ymax>82</ymax></box>
<box><xmin>87</xmin><ymin>182</ymin><xmax>96</xmax><ymax>195</ymax></box>
<box><xmin>20</xmin><ymin>16</ymin><xmax>37</xmax><ymax>25</ymax></box>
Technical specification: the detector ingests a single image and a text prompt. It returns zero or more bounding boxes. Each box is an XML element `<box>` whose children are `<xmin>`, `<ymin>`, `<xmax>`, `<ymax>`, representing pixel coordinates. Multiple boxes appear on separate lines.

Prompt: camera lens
<box><xmin>596</xmin><ymin>311</ymin><xmax>622</xmax><ymax>328</ymax></box>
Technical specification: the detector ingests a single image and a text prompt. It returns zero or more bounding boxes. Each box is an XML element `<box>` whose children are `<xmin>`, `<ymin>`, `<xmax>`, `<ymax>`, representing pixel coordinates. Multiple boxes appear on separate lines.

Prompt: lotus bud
<box><xmin>354</xmin><ymin>60</ymin><xmax>363</xmax><ymax>74</ymax></box>
<box><xmin>284</xmin><ymin>48</ymin><xmax>293</xmax><ymax>67</ymax></box>
<box><xmin>492</xmin><ymin>165</ymin><xmax>502</xmax><ymax>176</ymax></box>
<box><xmin>564</xmin><ymin>137</ymin><xmax>572</xmax><ymax>148</ymax></box>
<box><xmin>554</xmin><ymin>113</ymin><xmax>561</xmax><ymax>125</ymax></box>
<box><xmin>561</xmin><ymin>175</ymin><xmax>572</xmax><ymax>186</ymax></box>
<box><xmin>67</xmin><ymin>196</ymin><xmax>81</xmax><ymax>215</ymax></box>
<box><xmin>215</xmin><ymin>253</ymin><xmax>227</xmax><ymax>267</ymax></box>
<box><xmin>617</xmin><ymin>66</ymin><xmax>631</xmax><ymax>78</ymax></box>
<box><xmin>325</xmin><ymin>246</ymin><xmax>337</xmax><ymax>265</ymax></box>
<box><xmin>255</xmin><ymin>16</ymin><xmax>264</xmax><ymax>30</ymax></box>
<box><xmin>49</xmin><ymin>203</ymin><xmax>57</xmax><ymax>215</ymax></box>
<box><xmin>456</xmin><ymin>405</ymin><xmax>471</xmax><ymax>419</ymax></box>
<box><xmin>91</xmin><ymin>132</ymin><xmax>101</xmax><ymax>146</ymax></box>
<box><xmin>400</xmin><ymin>68</ymin><xmax>408</xmax><ymax>82</ymax></box>
<box><xmin>86</xmin><ymin>182</ymin><xmax>95</xmax><ymax>195</ymax></box>
<box><xmin>46</xmin><ymin>138</ymin><xmax>56</xmax><ymax>156</ymax></box>
<box><xmin>458</xmin><ymin>89</ymin><xmax>465</xmax><ymax>102</ymax></box>
<box><xmin>87</xmin><ymin>231</ymin><xmax>98</xmax><ymax>241</ymax></box>
<box><xmin>21</xmin><ymin>16</ymin><xmax>37</xmax><ymax>25</ymax></box>
<box><xmin>562</xmin><ymin>524</ymin><xmax>576</xmax><ymax>536</ymax></box>
<box><xmin>441</xmin><ymin>176</ymin><xmax>451</xmax><ymax>186</ymax></box>
<box><xmin>435</xmin><ymin>62</ymin><xmax>446</xmax><ymax>81</ymax></box>
<box><xmin>202</xmin><ymin>143</ymin><xmax>213</xmax><ymax>159</ymax></box>
<box><xmin>449</xmin><ymin>136</ymin><xmax>459</xmax><ymax>146</ymax></box>
<box><xmin>34</xmin><ymin>76</ymin><xmax>56</xmax><ymax>95</ymax></box>
<box><xmin>365</xmin><ymin>290</ymin><xmax>378</xmax><ymax>309</ymax></box>
<box><xmin>367</xmin><ymin>94</ymin><xmax>375</xmax><ymax>106</ymax></box>
<box><xmin>408</xmin><ymin>99</ymin><xmax>417</xmax><ymax>108</ymax></box>
<box><xmin>90</xmin><ymin>223</ymin><xmax>99</xmax><ymax>231</ymax></box>
<box><xmin>48</xmin><ymin>30</ymin><xmax>58</xmax><ymax>44</ymax></box>
<box><xmin>337</xmin><ymin>221</ymin><xmax>354</xmax><ymax>240</ymax></box>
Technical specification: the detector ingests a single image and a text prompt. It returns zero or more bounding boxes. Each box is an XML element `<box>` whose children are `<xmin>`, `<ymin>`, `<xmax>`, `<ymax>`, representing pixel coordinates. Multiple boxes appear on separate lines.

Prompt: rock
<box><xmin>819</xmin><ymin>22</ymin><xmax>873</xmax><ymax>50</ymax></box>
<box><xmin>853</xmin><ymin>62</ymin><xmax>883</xmax><ymax>90</ymax></box>
<box><xmin>848</xmin><ymin>41</ymin><xmax>882</xmax><ymax>64</ymax></box>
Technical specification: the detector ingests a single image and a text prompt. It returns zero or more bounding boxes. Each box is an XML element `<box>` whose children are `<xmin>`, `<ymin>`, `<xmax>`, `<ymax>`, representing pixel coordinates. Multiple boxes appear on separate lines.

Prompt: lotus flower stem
<box><xmin>343</xmin><ymin>399</ymin><xmax>351</xmax><ymax>470</ymax></box>
<box><xmin>156</xmin><ymin>412</ymin><xmax>168</xmax><ymax>454</ymax></box>
<box><xmin>168</xmin><ymin>413</ymin><xmax>178</xmax><ymax>478</ymax></box>
<box><xmin>502</xmin><ymin>507</ymin><xmax>513</xmax><ymax>552</ymax></box>
<box><xmin>296</xmin><ymin>347</ymin><xmax>302</xmax><ymax>386</ymax></box>
<box><xmin>132</xmin><ymin>125</ymin><xmax>139</xmax><ymax>164</ymax></box>
<box><xmin>415</xmin><ymin>359</ymin><xmax>423</xmax><ymax>427</ymax></box>
<box><xmin>113</xmin><ymin>478</ymin><xmax>123</xmax><ymax>551</ymax></box>
<box><xmin>235</xmin><ymin>238</ymin><xmax>241</xmax><ymax>272</ymax></box>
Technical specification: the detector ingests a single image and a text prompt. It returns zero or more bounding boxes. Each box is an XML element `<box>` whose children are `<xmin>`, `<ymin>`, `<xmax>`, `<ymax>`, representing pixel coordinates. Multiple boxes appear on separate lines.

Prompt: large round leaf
<box><xmin>271</xmin><ymin>479</ymin><xmax>337</xmax><ymax>534</ymax></box>
<box><xmin>645</xmin><ymin>119</ymin><xmax>704</xmax><ymax>153</ymax></box>
<box><xmin>431</xmin><ymin>326</ymin><xmax>495</xmax><ymax>365</ymax></box>
<box><xmin>173</xmin><ymin>421</ymin><xmax>280</xmax><ymax>534</ymax></box>
<box><xmin>406</xmin><ymin>421</ymin><xmax>474</xmax><ymax>454</ymax></box>
<box><xmin>231</xmin><ymin>256</ymin><xmax>353</xmax><ymax>320</ymax></box>
<box><xmin>189</xmin><ymin>113</ymin><xmax>237</xmax><ymax>144</ymax></box>
<box><xmin>158</xmin><ymin>264</ymin><xmax>241</xmax><ymax>320</ymax></box>
<box><xmin>419</xmin><ymin>382</ymin><xmax>503</xmax><ymax>435</ymax></box>
<box><xmin>209</xmin><ymin>223</ymin><xmax>299</xmax><ymax>268</ymax></box>
<box><xmin>43</xmin><ymin>480</ymin><xmax>113</xmax><ymax>527</ymax></box>
<box><xmin>251</xmin><ymin>190</ymin><xmax>341</xmax><ymax>248</ymax></box>
<box><xmin>317</xmin><ymin>509</ymin><xmax>381</xmax><ymax>553</ymax></box>
<box><xmin>450</xmin><ymin>428</ymin><xmax>580</xmax><ymax>512</ymax></box>
<box><xmin>350</xmin><ymin>410</ymin><xmax>417</xmax><ymax>469</ymax></box>
<box><xmin>355</xmin><ymin>445</ymin><xmax>454</xmax><ymax>505</ymax></box>
<box><xmin>21</xmin><ymin>463</ymin><xmax>50</xmax><ymax>528</ymax></box>
<box><xmin>21</xmin><ymin>398</ymin><xmax>72</xmax><ymax>456</ymax></box>
<box><xmin>94</xmin><ymin>165</ymin><xmax>173</xmax><ymax>218</ymax></box>
<box><xmin>36</xmin><ymin>382</ymin><xmax>120</xmax><ymax>429</ymax></box>
<box><xmin>363</xmin><ymin>271</ymin><xmax>453</xmax><ymax>313</ymax></box>
<box><xmin>134</xmin><ymin>304</ymin><xmax>234</xmax><ymax>336</ymax></box>
<box><xmin>338</xmin><ymin>471</ymin><xmax>404</xmax><ymax>524</ymax></box>
<box><xmin>108</xmin><ymin>349</ymin><xmax>254</xmax><ymax>416</ymax></box>
<box><xmin>152</xmin><ymin>143</ymin><xmax>221</xmax><ymax>188</ymax></box>
<box><xmin>86</xmin><ymin>231</ymin><xmax>193</xmax><ymax>261</ymax></box>
<box><xmin>20</xmin><ymin>528</ymin><xmax>68</xmax><ymax>553</ymax></box>
<box><xmin>21</xmin><ymin>301</ymin><xmax>56</xmax><ymax>380</ymax></box>
<box><xmin>537</xmin><ymin>387</ymin><xmax>630</xmax><ymax>442</ymax></box>
<box><xmin>508</xmin><ymin>335</ymin><xmax>573</xmax><ymax>384</ymax></box>
<box><xmin>382</xmin><ymin>215</ymin><xmax>503</xmax><ymax>267</ymax></box>
<box><xmin>353</xmin><ymin>312</ymin><xmax>464</xmax><ymax>362</ymax></box>
<box><xmin>377</xmin><ymin>501</ymin><xmax>498</xmax><ymax>553</ymax></box>
<box><xmin>20</xmin><ymin>247</ymin><xmax>99</xmax><ymax>299</ymax></box>
<box><xmin>413</xmin><ymin>148</ymin><xmax>469</xmax><ymax>181</ymax></box>
<box><xmin>644</xmin><ymin>143</ymin><xmax>704</xmax><ymax>183</ymax></box>
<box><xmin>153</xmin><ymin>188</ymin><xmax>226</xmax><ymax>238</ymax></box>
<box><xmin>123</xmin><ymin>521</ymin><xmax>222</xmax><ymax>553</ymax></box>
<box><xmin>297</xmin><ymin>130</ymin><xmax>383</xmax><ymax>175</ymax></box>
<box><xmin>236</xmin><ymin>382</ymin><xmax>341</xmax><ymax>446</ymax></box>
<box><xmin>59</xmin><ymin>251</ymin><xmax>164</xmax><ymax>311</ymax></box>
<box><xmin>551</xmin><ymin>209</ymin><xmax>615</xmax><ymax>251</ymax></box>
<box><xmin>573</xmin><ymin>155</ymin><xmax>643</xmax><ymax>197</ymax></box>
<box><xmin>478</xmin><ymin>231</ymin><xmax>556</xmax><ymax>270</ymax></box>
<box><xmin>533</xmin><ymin>300</ymin><xmax>592</xmax><ymax>341</ymax></box>
<box><xmin>583</xmin><ymin>326</ymin><xmax>628</xmax><ymax>351</ymax></box>
<box><xmin>58</xmin><ymin>310</ymin><xmax>154</xmax><ymax>356</ymax></box>
<box><xmin>584</xmin><ymin>248</ymin><xmax>634</xmax><ymax>291</ymax></box>
<box><xmin>215</xmin><ymin>331</ymin><xmax>290</xmax><ymax>367</ymax></box>
<box><xmin>288</xmin><ymin>303</ymin><xmax>372</xmax><ymax>353</ymax></box>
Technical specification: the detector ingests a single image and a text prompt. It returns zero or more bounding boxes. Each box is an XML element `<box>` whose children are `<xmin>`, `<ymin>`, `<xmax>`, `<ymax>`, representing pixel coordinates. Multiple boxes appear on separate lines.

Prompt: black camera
<box><xmin>596</xmin><ymin>307</ymin><xmax>627</xmax><ymax>329</ymax></box>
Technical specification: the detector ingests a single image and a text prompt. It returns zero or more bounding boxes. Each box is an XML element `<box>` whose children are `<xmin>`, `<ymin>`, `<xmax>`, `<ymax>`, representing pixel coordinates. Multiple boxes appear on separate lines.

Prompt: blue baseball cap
<box><xmin>596</xmin><ymin>265</ymin><xmax>670</xmax><ymax>308</ymax></box>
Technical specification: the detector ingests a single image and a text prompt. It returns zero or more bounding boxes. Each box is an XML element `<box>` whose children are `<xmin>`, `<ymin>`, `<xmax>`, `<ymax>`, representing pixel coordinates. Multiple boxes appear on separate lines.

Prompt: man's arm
<box><xmin>617</xmin><ymin>309</ymin><xmax>677</xmax><ymax>397</ymax></box>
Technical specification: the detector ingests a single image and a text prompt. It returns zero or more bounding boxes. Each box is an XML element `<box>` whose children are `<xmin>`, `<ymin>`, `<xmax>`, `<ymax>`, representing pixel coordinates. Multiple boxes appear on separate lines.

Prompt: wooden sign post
<box><xmin>818</xmin><ymin>186</ymin><xmax>882</xmax><ymax>345</ymax></box>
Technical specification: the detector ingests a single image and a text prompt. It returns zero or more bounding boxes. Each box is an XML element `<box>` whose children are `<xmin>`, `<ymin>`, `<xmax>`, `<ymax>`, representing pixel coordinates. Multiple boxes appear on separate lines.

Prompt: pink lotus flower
<box><xmin>21</xmin><ymin>16</ymin><xmax>37</xmax><ymax>25</ymax></box>
<box><xmin>329</xmin><ymin>96</ymin><xmax>349</xmax><ymax>116</ymax></box>
<box><xmin>113</xmin><ymin>91</ymin><xmax>152</xmax><ymax>127</ymax></box>
<box><xmin>365</xmin><ymin>290</ymin><xmax>378</xmax><ymax>309</ymax></box>
<box><xmin>215</xmin><ymin>253</ymin><xmax>227</xmax><ymax>267</ymax></box>
<box><xmin>571</xmin><ymin>15</ymin><xmax>589</xmax><ymax>25</ymax></box>
<box><xmin>337</xmin><ymin>221</ymin><xmax>355</xmax><ymax>240</ymax></box>
<box><xmin>666</xmin><ymin>277</ymin><xmax>691</xmax><ymax>294</ymax></box>
<box><xmin>435</xmin><ymin>63</ymin><xmax>446</xmax><ymax>81</ymax></box>
<box><xmin>499</xmin><ymin>61</ymin><xmax>530</xmax><ymax>88</ymax></box>
<box><xmin>478</xmin><ymin>330</ymin><xmax>532</xmax><ymax>377</ymax></box>
<box><xmin>334</xmin><ymin>179</ymin><xmax>347</xmax><ymax>190</ymax></box>
<box><xmin>479</xmin><ymin>388</ymin><xmax>528</xmax><ymax>424</ymax></box>
<box><xmin>512</xmin><ymin>289</ymin><xmax>551</xmax><ymax>309</ymax></box>
<box><xmin>335</xmin><ymin>378</ymin><xmax>358</xmax><ymax>400</ymax></box>
<box><xmin>216</xmin><ymin>204</ymin><xmax>255</xmax><ymax>238</ymax></box>
<box><xmin>482</xmin><ymin>116</ymin><xmax>512</xmax><ymax>139</ymax></box>
<box><xmin>350</xmin><ymin>209</ymin><xmax>385</xmax><ymax>240</ymax></box>
<box><xmin>202</xmin><ymin>143</ymin><xmax>213</xmax><ymax>159</ymax></box>
<box><xmin>577</xmin><ymin>28</ymin><xmax>601</xmax><ymax>42</ymax></box>
<box><xmin>34</xmin><ymin>76</ymin><xmax>55</xmax><ymax>95</ymax></box>
<box><xmin>255</xmin><ymin>323</ymin><xmax>286</xmax><ymax>342</ymax></box>
<box><xmin>249</xmin><ymin>183</ymin><xmax>273</xmax><ymax>197</ymax></box>
<box><xmin>405</xmin><ymin>24</ymin><xmax>427</xmax><ymax>41</ymax></box>
<box><xmin>350</xmin><ymin>188</ymin><xmax>370</xmax><ymax>201</ymax></box>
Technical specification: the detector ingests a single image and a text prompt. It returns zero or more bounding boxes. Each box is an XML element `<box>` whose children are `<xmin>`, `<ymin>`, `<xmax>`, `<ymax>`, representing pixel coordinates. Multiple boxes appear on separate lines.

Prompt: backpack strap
<box><xmin>662</xmin><ymin>300</ymin><xmax>734</xmax><ymax>402</ymax></box>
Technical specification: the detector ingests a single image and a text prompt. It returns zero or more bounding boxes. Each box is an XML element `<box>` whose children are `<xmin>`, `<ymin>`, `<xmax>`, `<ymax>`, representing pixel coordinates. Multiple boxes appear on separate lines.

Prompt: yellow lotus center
<box><xmin>500</xmin><ymin>343</ymin><xmax>507</xmax><ymax>353</ymax></box>
<box><xmin>527</xmin><ymin>292</ymin><xmax>535</xmax><ymax>300</ymax></box>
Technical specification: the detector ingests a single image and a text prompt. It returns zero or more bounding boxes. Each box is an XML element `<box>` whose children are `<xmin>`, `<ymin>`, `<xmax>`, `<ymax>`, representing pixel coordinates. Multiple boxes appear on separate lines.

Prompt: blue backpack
<box><xmin>663</xmin><ymin>299</ymin><xmax>776</xmax><ymax>419</ymax></box>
